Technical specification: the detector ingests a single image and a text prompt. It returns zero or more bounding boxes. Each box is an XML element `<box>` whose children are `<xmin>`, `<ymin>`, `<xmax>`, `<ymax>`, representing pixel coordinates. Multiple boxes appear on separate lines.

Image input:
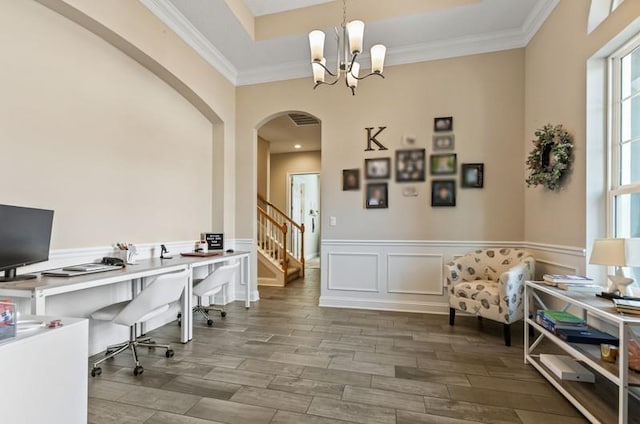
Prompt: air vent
<box><xmin>288</xmin><ymin>113</ymin><xmax>319</xmax><ymax>126</ymax></box>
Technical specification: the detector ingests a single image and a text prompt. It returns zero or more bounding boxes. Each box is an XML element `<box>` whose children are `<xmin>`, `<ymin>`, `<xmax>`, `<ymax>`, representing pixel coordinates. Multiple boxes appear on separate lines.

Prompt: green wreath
<box><xmin>525</xmin><ymin>124</ymin><xmax>574</xmax><ymax>190</ymax></box>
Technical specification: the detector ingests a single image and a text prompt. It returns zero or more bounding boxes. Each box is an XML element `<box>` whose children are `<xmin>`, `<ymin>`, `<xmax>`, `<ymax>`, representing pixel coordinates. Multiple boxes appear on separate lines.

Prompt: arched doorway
<box><xmin>254</xmin><ymin>111</ymin><xmax>321</xmax><ymax>294</ymax></box>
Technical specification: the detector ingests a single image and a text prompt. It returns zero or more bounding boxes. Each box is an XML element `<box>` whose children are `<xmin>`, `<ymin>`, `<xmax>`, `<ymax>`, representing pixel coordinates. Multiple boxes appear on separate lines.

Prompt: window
<box><xmin>609</xmin><ymin>35</ymin><xmax>640</xmax><ymax>281</ymax></box>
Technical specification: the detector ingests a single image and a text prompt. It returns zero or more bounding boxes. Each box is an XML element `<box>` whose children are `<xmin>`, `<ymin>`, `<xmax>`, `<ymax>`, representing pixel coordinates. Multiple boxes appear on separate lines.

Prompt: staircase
<box><xmin>257</xmin><ymin>195</ymin><xmax>305</xmax><ymax>287</ymax></box>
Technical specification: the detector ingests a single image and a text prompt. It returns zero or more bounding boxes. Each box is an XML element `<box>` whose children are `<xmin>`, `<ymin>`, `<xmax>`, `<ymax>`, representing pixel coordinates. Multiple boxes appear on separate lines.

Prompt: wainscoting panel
<box><xmin>320</xmin><ymin>240</ymin><xmax>587</xmax><ymax>315</ymax></box>
<box><xmin>327</xmin><ymin>252</ymin><xmax>379</xmax><ymax>292</ymax></box>
<box><xmin>387</xmin><ymin>253</ymin><xmax>443</xmax><ymax>295</ymax></box>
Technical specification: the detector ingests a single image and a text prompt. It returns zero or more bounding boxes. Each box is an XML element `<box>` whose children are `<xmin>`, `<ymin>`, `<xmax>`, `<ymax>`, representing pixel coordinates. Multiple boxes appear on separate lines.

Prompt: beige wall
<box><xmin>237</xmin><ymin>49</ymin><xmax>526</xmax><ymax>241</ymax></box>
<box><xmin>0</xmin><ymin>0</ymin><xmax>233</xmax><ymax>248</ymax></box>
<box><xmin>269</xmin><ymin>151</ymin><xmax>321</xmax><ymax>212</ymax></box>
<box><xmin>257</xmin><ymin>137</ymin><xmax>270</xmax><ymax>199</ymax></box>
<box><xmin>524</xmin><ymin>0</ymin><xmax>640</xmax><ymax>248</ymax></box>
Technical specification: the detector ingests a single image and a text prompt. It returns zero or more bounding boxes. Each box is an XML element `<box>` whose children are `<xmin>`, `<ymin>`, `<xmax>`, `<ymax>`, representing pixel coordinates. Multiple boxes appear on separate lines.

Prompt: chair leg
<box><xmin>503</xmin><ymin>323</ymin><xmax>512</xmax><ymax>347</ymax></box>
<box><xmin>449</xmin><ymin>308</ymin><xmax>455</xmax><ymax>326</ymax></box>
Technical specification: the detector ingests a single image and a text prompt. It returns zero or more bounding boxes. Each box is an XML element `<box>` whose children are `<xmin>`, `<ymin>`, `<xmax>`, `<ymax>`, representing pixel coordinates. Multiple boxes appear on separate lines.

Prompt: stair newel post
<box><xmin>282</xmin><ymin>223</ymin><xmax>288</xmax><ymax>283</ymax></box>
<box><xmin>300</xmin><ymin>223</ymin><xmax>305</xmax><ymax>278</ymax></box>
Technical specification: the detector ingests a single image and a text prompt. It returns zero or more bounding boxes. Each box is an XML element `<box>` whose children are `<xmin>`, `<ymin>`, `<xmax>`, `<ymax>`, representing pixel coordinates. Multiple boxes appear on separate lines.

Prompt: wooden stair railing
<box><xmin>257</xmin><ymin>194</ymin><xmax>305</xmax><ymax>278</ymax></box>
<box><xmin>257</xmin><ymin>206</ymin><xmax>289</xmax><ymax>282</ymax></box>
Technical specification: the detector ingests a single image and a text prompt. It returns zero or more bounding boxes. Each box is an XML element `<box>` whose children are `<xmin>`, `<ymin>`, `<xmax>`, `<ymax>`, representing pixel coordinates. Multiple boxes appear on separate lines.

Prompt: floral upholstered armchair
<box><xmin>444</xmin><ymin>248</ymin><xmax>535</xmax><ymax>346</ymax></box>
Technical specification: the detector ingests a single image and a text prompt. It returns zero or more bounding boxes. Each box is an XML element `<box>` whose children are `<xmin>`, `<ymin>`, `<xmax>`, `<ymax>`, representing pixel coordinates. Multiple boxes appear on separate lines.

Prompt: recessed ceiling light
<box><xmin>294</xmin><ymin>144</ymin><xmax>302</xmax><ymax>149</ymax></box>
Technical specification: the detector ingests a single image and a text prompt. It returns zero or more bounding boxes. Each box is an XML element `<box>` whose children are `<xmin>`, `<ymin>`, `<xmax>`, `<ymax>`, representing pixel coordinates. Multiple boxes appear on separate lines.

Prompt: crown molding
<box><xmin>139</xmin><ymin>0</ymin><xmax>238</xmax><ymax>85</ymax></box>
<box><xmin>521</xmin><ymin>0</ymin><xmax>560</xmax><ymax>45</ymax></box>
<box><xmin>142</xmin><ymin>0</ymin><xmax>558</xmax><ymax>87</ymax></box>
<box><xmin>236</xmin><ymin>28</ymin><xmax>527</xmax><ymax>86</ymax></box>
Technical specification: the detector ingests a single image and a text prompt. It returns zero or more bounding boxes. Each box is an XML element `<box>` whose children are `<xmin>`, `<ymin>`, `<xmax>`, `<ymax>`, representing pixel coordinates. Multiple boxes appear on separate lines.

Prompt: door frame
<box><xmin>286</xmin><ymin>171</ymin><xmax>321</xmax><ymax>260</ymax></box>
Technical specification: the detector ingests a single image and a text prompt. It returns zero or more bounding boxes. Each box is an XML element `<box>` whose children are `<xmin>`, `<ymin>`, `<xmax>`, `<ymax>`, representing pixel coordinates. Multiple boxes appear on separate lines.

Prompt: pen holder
<box><xmin>126</xmin><ymin>245</ymin><xmax>138</xmax><ymax>265</ymax></box>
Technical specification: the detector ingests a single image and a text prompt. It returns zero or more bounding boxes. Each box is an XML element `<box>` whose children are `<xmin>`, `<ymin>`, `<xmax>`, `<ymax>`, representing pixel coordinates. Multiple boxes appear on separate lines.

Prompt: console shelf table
<box><xmin>524</xmin><ymin>281</ymin><xmax>640</xmax><ymax>424</ymax></box>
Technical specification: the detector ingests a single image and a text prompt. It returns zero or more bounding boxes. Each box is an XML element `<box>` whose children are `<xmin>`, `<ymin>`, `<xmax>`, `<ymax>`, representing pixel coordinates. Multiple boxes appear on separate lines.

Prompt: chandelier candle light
<box><xmin>308</xmin><ymin>0</ymin><xmax>386</xmax><ymax>95</ymax></box>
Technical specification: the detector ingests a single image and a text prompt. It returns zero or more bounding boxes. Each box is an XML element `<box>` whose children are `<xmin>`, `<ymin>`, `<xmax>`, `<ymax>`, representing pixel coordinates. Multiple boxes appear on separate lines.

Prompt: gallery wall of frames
<box><xmin>342</xmin><ymin>117</ymin><xmax>484</xmax><ymax>209</ymax></box>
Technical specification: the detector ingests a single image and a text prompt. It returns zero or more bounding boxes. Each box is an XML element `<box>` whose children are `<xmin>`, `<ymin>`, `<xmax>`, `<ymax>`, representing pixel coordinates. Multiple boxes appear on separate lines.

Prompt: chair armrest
<box><xmin>498</xmin><ymin>257</ymin><xmax>535</xmax><ymax>320</ymax></box>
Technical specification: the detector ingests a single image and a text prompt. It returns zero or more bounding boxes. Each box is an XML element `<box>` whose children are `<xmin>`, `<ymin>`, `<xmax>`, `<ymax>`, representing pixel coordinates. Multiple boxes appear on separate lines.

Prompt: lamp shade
<box><xmin>370</xmin><ymin>44</ymin><xmax>386</xmax><ymax>73</ymax></box>
<box><xmin>347</xmin><ymin>61</ymin><xmax>360</xmax><ymax>88</ymax></box>
<box><xmin>312</xmin><ymin>58</ymin><xmax>326</xmax><ymax>83</ymax></box>
<box><xmin>590</xmin><ymin>238</ymin><xmax>629</xmax><ymax>266</ymax></box>
<box><xmin>309</xmin><ymin>30</ymin><xmax>325</xmax><ymax>62</ymax></box>
<box><xmin>347</xmin><ymin>20</ymin><xmax>364</xmax><ymax>54</ymax></box>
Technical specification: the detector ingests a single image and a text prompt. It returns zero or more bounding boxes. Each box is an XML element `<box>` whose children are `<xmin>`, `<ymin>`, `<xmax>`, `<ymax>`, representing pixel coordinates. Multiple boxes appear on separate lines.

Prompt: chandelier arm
<box><xmin>313</xmin><ymin>78</ymin><xmax>340</xmax><ymax>90</ymax></box>
<box><xmin>350</xmin><ymin>71</ymin><xmax>385</xmax><ymax>81</ymax></box>
<box><xmin>312</xmin><ymin>61</ymin><xmax>337</xmax><ymax>77</ymax></box>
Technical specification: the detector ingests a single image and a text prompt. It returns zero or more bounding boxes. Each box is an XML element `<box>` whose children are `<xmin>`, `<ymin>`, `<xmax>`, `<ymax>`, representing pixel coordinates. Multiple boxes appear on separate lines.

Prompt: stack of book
<box><xmin>536</xmin><ymin>309</ymin><xmax>586</xmax><ymax>333</ymax></box>
<box><xmin>542</xmin><ymin>274</ymin><xmax>599</xmax><ymax>291</ymax></box>
<box><xmin>613</xmin><ymin>299</ymin><xmax>640</xmax><ymax>315</ymax></box>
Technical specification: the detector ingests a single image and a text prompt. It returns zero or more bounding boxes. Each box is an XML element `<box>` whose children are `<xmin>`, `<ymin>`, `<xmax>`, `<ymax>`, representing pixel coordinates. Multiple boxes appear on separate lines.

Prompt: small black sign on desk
<box><xmin>203</xmin><ymin>233</ymin><xmax>224</xmax><ymax>250</ymax></box>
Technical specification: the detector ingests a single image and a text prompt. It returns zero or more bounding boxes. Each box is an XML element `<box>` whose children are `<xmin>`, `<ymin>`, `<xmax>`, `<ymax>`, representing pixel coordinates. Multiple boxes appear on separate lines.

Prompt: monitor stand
<box><xmin>0</xmin><ymin>268</ymin><xmax>37</xmax><ymax>283</ymax></box>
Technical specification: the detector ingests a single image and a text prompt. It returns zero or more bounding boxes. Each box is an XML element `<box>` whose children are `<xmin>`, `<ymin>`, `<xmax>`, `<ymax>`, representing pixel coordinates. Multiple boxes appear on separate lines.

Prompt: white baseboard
<box><xmin>319</xmin><ymin>296</ymin><xmax>450</xmax><ymax>314</ymax></box>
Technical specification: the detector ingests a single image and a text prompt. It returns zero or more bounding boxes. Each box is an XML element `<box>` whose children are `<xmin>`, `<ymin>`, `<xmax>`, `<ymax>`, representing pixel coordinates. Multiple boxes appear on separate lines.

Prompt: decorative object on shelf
<box><xmin>461</xmin><ymin>163</ymin><xmax>484</xmax><ymax>188</ymax></box>
<box><xmin>434</xmin><ymin>116</ymin><xmax>453</xmax><ymax>132</ymax></box>
<box><xmin>600</xmin><ymin>343</ymin><xmax>619</xmax><ymax>363</ymax></box>
<box><xmin>431</xmin><ymin>180</ymin><xmax>456</xmax><ymax>207</ymax></box>
<box><xmin>430</xmin><ymin>153</ymin><xmax>456</xmax><ymax>175</ymax></box>
<box><xmin>365</xmin><ymin>157</ymin><xmax>391</xmax><ymax>179</ymax></box>
<box><xmin>0</xmin><ymin>299</ymin><xmax>16</xmax><ymax>341</ymax></box>
<box><xmin>342</xmin><ymin>169</ymin><xmax>360</xmax><ymax>191</ymax></box>
<box><xmin>308</xmin><ymin>0</ymin><xmax>386</xmax><ymax>95</ymax></box>
<box><xmin>365</xmin><ymin>182</ymin><xmax>388</xmax><ymax>209</ymax></box>
<box><xmin>432</xmin><ymin>134</ymin><xmax>455</xmax><ymax>151</ymax></box>
<box><xmin>396</xmin><ymin>149</ymin><xmax>426</xmax><ymax>182</ymax></box>
<box><xmin>589</xmin><ymin>238</ymin><xmax>640</xmax><ymax>296</ymax></box>
<box><xmin>525</xmin><ymin>123</ymin><xmax>574</xmax><ymax>190</ymax></box>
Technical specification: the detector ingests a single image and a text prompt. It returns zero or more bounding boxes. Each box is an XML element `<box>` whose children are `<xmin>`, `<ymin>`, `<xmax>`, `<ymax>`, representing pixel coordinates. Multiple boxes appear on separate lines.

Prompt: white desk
<box><xmin>1</xmin><ymin>316</ymin><xmax>88</xmax><ymax>424</ymax></box>
<box><xmin>0</xmin><ymin>251</ymin><xmax>250</xmax><ymax>344</ymax></box>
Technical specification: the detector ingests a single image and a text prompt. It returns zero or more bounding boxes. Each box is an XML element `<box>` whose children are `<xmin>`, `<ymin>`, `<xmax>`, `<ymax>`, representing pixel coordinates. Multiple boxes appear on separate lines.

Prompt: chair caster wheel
<box><xmin>177</xmin><ymin>313</ymin><xmax>182</xmax><ymax>319</ymax></box>
<box><xmin>207</xmin><ymin>319</ymin><xmax>214</xmax><ymax>326</ymax></box>
<box><xmin>165</xmin><ymin>349</ymin><xmax>175</xmax><ymax>358</ymax></box>
<box><xmin>133</xmin><ymin>366</ymin><xmax>144</xmax><ymax>376</ymax></box>
<box><xmin>221</xmin><ymin>311</ymin><xmax>227</xmax><ymax>317</ymax></box>
<box><xmin>91</xmin><ymin>367</ymin><xmax>102</xmax><ymax>377</ymax></box>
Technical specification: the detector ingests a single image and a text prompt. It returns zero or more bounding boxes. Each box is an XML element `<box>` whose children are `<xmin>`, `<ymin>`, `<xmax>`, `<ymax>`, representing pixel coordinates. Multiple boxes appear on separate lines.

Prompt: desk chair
<box><xmin>90</xmin><ymin>269</ymin><xmax>189</xmax><ymax>377</ymax></box>
<box><xmin>184</xmin><ymin>262</ymin><xmax>239</xmax><ymax>326</ymax></box>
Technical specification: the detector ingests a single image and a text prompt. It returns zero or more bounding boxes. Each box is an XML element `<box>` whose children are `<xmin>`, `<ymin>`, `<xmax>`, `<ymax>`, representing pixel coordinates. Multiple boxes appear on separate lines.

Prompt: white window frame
<box><xmin>607</xmin><ymin>33</ymin><xmax>640</xmax><ymax>238</ymax></box>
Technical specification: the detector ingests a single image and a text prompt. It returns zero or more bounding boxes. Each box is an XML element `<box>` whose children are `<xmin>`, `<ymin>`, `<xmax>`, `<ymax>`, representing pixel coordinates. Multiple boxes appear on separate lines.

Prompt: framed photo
<box><xmin>430</xmin><ymin>153</ymin><xmax>457</xmax><ymax>175</ymax></box>
<box><xmin>366</xmin><ymin>183</ymin><xmax>388</xmax><ymax>209</ymax></box>
<box><xmin>342</xmin><ymin>169</ymin><xmax>360</xmax><ymax>190</ymax></box>
<box><xmin>432</xmin><ymin>134</ymin><xmax>455</xmax><ymax>151</ymax></box>
<box><xmin>434</xmin><ymin>116</ymin><xmax>453</xmax><ymax>132</ymax></box>
<box><xmin>431</xmin><ymin>180</ymin><xmax>456</xmax><ymax>207</ymax></box>
<box><xmin>365</xmin><ymin>158</ymin><xmax>391</xmax><ymax>179</ymax></box>
<box><xmin>461</xmin><ymin>163</ymin><xmax>484</xmax><ymax>188</ymax></box>
<box><xmin>396</xmin><ymin>149</ymin><xmax>426</xmax><ymax>182</ymax></box>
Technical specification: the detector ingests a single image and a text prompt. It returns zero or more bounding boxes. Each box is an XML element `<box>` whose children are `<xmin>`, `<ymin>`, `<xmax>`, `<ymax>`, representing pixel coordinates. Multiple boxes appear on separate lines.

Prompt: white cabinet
<box><xmin>525</xmin><ymin>281</ymin><xmax>640</xmax><ymax>423</ymax></box>
<box><xmin>0</xmin><ymin>316</ymin><xmax>88</xmax><ymax>424</ymax></box>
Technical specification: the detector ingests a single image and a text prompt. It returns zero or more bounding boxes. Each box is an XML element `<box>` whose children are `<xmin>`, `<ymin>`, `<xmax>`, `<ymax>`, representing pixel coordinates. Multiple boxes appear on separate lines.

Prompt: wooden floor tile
<box><xmin>88</xmin><ymin>398</ymin><xmax>155</xmax><ymax>424</ymax></box>
<box><xmin>230</xmin><ymin>386</ymin><xmax>312</xmax><ymax>413</ymax></box>
<box><xmin>342</xmin><ymin>385</ymin><xmax>426</xmax><ymax>412</ymax></box>
<box><xmin>267</xmin><ymin>375</ymin><xmax>346</xmax><ymax>399</ymax></box>
<box><xmin>186</xmin><ymin>397</ymin><xmax>276</xmax><ymax>424</ymax></box>
<box><xmin>307</xmin><ymin>397</ymin><xmax>396</xmax><ymax>424</ymax></box>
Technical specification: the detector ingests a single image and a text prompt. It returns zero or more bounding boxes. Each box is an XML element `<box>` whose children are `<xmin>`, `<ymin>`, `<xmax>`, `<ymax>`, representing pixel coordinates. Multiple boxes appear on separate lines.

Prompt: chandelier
<box><xmin>308</xmin><ymin>0</ymin><xmax>386</xmax><ymax>95</ymax></box>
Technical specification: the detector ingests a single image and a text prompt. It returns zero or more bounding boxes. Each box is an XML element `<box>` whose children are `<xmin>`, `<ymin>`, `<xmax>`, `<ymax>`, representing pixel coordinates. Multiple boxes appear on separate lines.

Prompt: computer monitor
<box><xmin>0</xmin><ymin>204</ymin><xmax>54</xmax><ymax>282</ymax></box>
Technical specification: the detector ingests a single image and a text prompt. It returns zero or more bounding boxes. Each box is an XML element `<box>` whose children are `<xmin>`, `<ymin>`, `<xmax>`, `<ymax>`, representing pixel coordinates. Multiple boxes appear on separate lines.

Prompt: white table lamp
<box><xmin>589</xmin><ymin>238</ymin><xmax>640</xmax><ymax>296</ymax></box>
